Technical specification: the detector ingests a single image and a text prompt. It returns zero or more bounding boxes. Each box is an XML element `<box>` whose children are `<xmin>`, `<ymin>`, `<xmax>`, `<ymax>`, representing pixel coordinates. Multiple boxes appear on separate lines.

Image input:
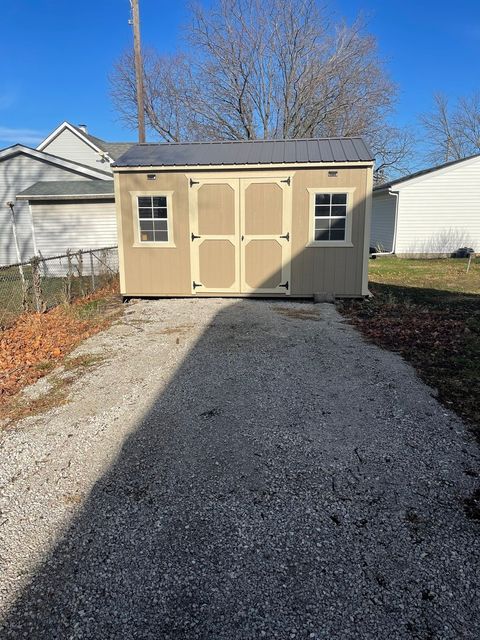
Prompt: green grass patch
<box><xmin>369</xmin><ymin>256</ymin><xmax>480</xmax><ymax>294</ymax></box>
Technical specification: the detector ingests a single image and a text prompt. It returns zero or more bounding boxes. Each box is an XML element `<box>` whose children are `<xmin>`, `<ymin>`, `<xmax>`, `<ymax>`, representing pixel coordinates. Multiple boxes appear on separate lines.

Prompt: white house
<box><xmin>0</xmin><ymin>122</ymin><xmax>132</xmax><ymax>265</ymax></box>
<box><xmin>371</xmin><ymin>153</ymin><xmax>480</xmax><ymax>256</ymax></box>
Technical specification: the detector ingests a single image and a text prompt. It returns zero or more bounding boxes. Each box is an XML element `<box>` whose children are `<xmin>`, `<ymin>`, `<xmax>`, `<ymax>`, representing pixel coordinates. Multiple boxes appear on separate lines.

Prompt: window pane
<box><xmin>315</xmin><ymin>193</ymin><xmax>330</xmax><ymax>205</ymax></box>
<box><xmin>315</xmin><ymin>218</ymin><xmax>329</xmax><ymax>230</ymax></box>
<box><xmin>152</xmin><ymin>196</ymin><xmax>167</xmax><ymax>207</ymax></box>
<box><xmin>332</xmin><ymin>205</ymin><xmax>347</xmax><ymax>216</ymax></box>
<box><xmin>140</xmin><ymin>230</ymin><xmax>154</xmax><ymax>242</ymax></box>
<box><xmin>315</xmin><ymin>229</ymin><xmax>329</xmax><ymax>241</ymax></box>
<box><xmin>154</xmin><ymin>230</ymin><xmax>169</xmax><ymax>242</ymax></box>
<box><xmin>153</xmin><ymin>219</ymin><xmax>168</xmax><ymax>231</ymax></box>
<box><xmin>332</xmin><ymin>193</ymin><xmax>347</xmax><ymax>204</ymax></box>
<box><xmin>138</xmin><ymin>197</ymin><xmax>152</xmax><ymax>208</ymax></box>
<box><xmin>330</xmin><ymin>229</ymin><xmax>345</xmax><ymax>241</ymax></box>
<box><xmin>140</xmin><ymin>220</ymin><xmax>154</xmax><ymax>231</ymax></box>
<box><xmin>330</xmin><ymin>218</ymin><xmax>346</xmax><ymax>230</ymax></box>
<box><xmin>153</xmin><ymin>207</ymin><xmax>168</xmax><ymax>219</ymax></box>
<box><xmin>315</xmin><ymin>205</ymin><xmax>330</xmax><ymax>217</ymax></box>
<box><xmin>138</xmin><ymin>208</ymin><xmax>152</xmax><ymax>219</ymax></box>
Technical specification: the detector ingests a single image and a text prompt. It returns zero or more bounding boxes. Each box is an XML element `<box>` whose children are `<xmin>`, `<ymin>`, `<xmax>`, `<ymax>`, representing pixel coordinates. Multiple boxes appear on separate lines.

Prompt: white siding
<box><xmin>0</xmin><ymin>155</ymin><xmax>91</xmax><ymax>264</ymax></box>
<box><xmin>395</xmin><ymin>157</ymin><xmax>480</xmax><ymax>255</ymax></box>
<box><xmin>32</xmin><ymin>201</ymin><xmax>118</xmax><ymax>257</ymax></box>
<box><xmin>41</xmin><ymin>129</ymin><xmax>112</xmax><ymax>172</ymax></box>
<box><xmin>371</xmin><ymin>192</ymin><xmax>396</xmax><ymax>251</ymax></box>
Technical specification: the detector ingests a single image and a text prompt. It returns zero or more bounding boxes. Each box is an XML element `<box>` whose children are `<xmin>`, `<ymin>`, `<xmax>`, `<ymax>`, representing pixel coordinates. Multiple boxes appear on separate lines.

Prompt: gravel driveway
<box><xmin>0</xmin><ymin>298</ymin><xmax>479</xmax><ymax>639</ymax></box>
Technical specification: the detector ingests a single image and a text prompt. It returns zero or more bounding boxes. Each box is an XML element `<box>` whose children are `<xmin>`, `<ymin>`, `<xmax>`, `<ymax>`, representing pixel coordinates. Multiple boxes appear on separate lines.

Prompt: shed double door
<box><xmin>190</xmin><ymin>177</ymin><xmax>291</xmax><ymax>295</ymax></box>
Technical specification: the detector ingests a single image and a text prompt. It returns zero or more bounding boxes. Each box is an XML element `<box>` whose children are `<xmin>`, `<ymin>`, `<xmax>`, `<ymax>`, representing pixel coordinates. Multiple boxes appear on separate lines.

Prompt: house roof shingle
<box><xmin>113</xmin><ymin>137</ymin><xmax>374</xmax><ymax>168</ymax></box>
<box><xmin>16</xmin><ymin>179</ymin><xmax>114</xmax><ymax>200</ymax></box>
<box><xmin>69</xmin><ymin>124</ymin><xmax>134</xmax><ymax>160</ymax></box>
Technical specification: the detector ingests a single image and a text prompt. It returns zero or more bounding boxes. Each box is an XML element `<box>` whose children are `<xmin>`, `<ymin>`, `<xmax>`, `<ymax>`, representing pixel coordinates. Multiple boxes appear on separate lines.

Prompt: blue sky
<box><xmin>1</xmin><ymin>0</ymin><xmax>479</xmax><ymax>158</ymax></box>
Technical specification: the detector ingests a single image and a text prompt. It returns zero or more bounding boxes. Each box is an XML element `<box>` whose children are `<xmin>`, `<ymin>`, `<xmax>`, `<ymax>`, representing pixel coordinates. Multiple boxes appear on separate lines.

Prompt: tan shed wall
<box><xmin>115</xmin><ymin>165</ymin><xmax>371</xmax><ymax>298</ymax></box>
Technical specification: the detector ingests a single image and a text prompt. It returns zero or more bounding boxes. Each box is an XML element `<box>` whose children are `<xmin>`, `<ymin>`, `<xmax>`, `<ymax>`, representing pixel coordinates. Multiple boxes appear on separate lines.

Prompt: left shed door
<box><xmin>189</xmin><ymin>179</ymin><xmax>240</xmax><ymax>293</ymax></box>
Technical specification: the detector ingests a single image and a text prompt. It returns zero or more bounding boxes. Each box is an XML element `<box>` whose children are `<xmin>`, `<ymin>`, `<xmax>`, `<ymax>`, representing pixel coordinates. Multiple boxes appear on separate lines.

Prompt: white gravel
<box><xmin>0</xmin><ymin>298</ymin><xmax>479</xmax><ymax>639</ymax></box>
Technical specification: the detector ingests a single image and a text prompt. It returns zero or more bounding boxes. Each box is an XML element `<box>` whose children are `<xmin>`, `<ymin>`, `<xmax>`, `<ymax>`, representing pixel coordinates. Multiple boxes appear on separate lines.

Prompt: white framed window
<box><xmin>130</xmin><ymin>191</ymin><xmax>175</xmax><ymax>247</ymax></box>
<box><xmin>307</xmin><ymin>188</ymin><xmax>355</xmax><ymax>247</ymax></box>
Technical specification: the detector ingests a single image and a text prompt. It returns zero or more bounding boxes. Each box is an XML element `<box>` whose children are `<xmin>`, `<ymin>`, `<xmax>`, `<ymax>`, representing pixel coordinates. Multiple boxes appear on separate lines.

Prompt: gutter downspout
<box><xmin>371</xmin><ymin>188</ymin><xmax>399</xmax><ymax>256</ymax></box>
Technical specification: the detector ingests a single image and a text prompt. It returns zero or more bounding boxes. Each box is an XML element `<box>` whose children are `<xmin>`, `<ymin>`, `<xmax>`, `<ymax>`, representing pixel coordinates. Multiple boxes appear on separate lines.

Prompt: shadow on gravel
<box><xmin>2</xmin><ymin>298</ymin><xmax>480</xmax><ymax>639</ymax></box>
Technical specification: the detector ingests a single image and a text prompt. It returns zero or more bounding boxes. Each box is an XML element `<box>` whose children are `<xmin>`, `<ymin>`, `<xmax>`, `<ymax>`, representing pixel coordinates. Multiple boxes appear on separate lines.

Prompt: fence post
<box><xmin>76</xmin><ymin>249</ymin><xmax>84</xmax><ymax>296</ymax></box>
<box><xmin>89</xmin><ymin>250</ymin><xmax>95</xmax><ymax>292</ymax></box>
<box><xmin>31</xmin><ymin>256</ymin><xmax>45</xmax><ymax>313</ymax></box>
<box><xmin>65</xmin><ymin>249</ymin><xmax>73</xmax><ymax>303</ymax></box>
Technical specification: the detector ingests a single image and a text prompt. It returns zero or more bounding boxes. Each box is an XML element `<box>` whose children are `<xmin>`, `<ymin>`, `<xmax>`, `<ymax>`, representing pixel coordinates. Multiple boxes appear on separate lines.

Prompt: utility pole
<box><xmin>130</xmin><ymin>0</ymin><xmax>146</xmax><ymax>143</ymax></box>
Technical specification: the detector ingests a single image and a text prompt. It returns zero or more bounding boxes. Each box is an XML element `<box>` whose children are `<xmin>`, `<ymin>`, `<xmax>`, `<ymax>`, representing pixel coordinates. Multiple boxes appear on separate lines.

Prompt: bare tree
<box><xmin>420</xmin><ymin>92</ymin><xmax>480</xmax><ymax>164</ymax></box>
<box><xmin>111</xmin><ymin>0</ymin><xmax>412</xmax><ymax>175</ymax></box>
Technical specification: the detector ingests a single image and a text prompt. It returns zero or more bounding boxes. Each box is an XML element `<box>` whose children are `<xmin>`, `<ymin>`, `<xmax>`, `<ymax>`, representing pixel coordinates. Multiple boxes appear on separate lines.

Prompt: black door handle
<box><xmin>280</xmin><ymin>232</ymin><xmax>290</xmax><ymax>241</ymax></box>
<box><xmin>191</xmin><ymin>232</ymin><xmax>201</xmax><ymax>241</ymax></box>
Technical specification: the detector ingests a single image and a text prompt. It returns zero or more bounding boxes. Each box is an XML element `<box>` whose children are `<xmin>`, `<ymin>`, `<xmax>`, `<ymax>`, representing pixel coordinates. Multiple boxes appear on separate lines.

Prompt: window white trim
<box><xmin>306</xmin><ymin>187</ymin><xmax>355</xmax><ymax>247</ymax></box>
<box><xmin>129</xmin><ymin>191</ymin><xmax>175</xmax><ymax>247</ymax></box>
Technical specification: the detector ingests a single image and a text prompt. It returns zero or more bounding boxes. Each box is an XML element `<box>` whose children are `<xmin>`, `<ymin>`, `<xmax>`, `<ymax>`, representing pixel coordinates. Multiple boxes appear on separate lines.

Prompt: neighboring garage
<box><xmin>16</xmin><ymin>180</ymin><xmax>116</xmax><ymax>257</ymax></box>
<box><xmin>113</xmin><ymin>138</ymin><xmax>374</xmax><ymax>299</ymax></box>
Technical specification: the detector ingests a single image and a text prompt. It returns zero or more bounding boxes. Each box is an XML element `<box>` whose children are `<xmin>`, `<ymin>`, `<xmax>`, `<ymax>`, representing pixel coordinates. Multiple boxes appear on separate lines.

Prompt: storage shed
<box><xmin>113</xmin><ymin>138</ymin><xmax>374</xmax><ymax>298</ymax></box>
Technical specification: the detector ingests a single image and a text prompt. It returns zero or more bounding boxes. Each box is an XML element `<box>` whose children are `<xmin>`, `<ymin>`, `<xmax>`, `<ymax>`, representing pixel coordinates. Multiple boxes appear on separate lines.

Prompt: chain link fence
<box><xmin>0</xmin><ymin>247</ymin><xmax>119</xmax><ymax>329</ymax></box>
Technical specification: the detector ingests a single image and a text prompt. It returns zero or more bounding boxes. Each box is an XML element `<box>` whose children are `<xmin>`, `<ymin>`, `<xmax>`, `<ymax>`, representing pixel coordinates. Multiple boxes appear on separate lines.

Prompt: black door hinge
<box><xmin>279</xmin><ymin>281</ymin><xmax>289</xmax><ymax>290</ymax></box>
<box><xmin>190</xmin><ymin>178</ymin><xmax>200</xmax><ymax>187</ymax></box>
<box><xmin>191</xmin><ymin>232</ymin><xmax>201</xmax><ymax>241</ymax></box>
<box><xmin>280</xmin><ymin>177</ymin><xmax>291</xmax><ymax>186</ymax></box>
<box><xmin>280</xmin><ymin>232</ymin><xmax>290</xmax><ymax>241</ymax></box>
<box><xmin>193</xmin><ymin>281</ymin><xmax>203</xmax><ymax>289</ymax></box>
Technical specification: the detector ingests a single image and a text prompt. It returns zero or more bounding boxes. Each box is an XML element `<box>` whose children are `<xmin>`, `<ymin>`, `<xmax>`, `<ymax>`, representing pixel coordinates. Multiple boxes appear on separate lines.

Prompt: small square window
<box><xmin>312</xmin><ymin>192</ymin><xmax>349</xmax><ymax>244</ymax></box>
<box><xmin>140</xmin><ymin>220</ymin><xmax>154</xmax><ymax>231</ymax></box>
<box><xmin>315</xmin><ymin>193</ymin><xmax>330</xmax><ymax>205</ymax></box>
<box><xmin>330</xmin><ymin>229</ymin><xmax>345</xmax><ymax>241</ymax></box>
<box><xmin>137</xmin><ymin>195</ymin><xmax>170</xmax><ymax>243</ymax></box>
<box><xmin>315</xmin><ymin>205</ymin><xmax>330</xmax><ymax>217</ymax></box>
<box><xmin>315</xmin><ymin>229</ymin><xmax>330</xmax><ymax>241</ymax></box>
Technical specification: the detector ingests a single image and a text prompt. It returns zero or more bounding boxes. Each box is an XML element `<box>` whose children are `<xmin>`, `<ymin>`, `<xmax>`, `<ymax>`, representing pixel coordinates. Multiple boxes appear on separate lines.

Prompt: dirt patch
<box><xmin>275</xmin><ymin>307</ymin><xmax>320</xmax><ymax>321</ymax></box>
<box><xmin>156</xmin><ymin>324</ymin><xmax>194</xmax><ymax>335</ymax></box>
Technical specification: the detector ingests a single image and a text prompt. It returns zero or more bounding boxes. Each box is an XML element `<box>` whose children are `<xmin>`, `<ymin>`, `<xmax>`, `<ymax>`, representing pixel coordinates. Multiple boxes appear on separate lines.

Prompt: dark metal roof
<box><xmin>374</xmin><ymin>152</ymin><xmax>480</xmax><ymax>192</ymax></box>
<box><xmin>113</xmin><ymin>137</ymin><xmax>374</xmax><ymax>168</ymax></box>
<box><xmin>17</xmin><ymin>179</ymin><xmax>114</xmax><ymax>199</ymax></box>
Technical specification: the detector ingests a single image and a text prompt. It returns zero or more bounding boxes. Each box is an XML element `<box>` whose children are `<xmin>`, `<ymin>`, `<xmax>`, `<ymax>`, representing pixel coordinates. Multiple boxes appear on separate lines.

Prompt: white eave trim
<box><xmin>37</xmin><ymin>121</ymin><xmax>114</xmax><ymax>163</ymax></box>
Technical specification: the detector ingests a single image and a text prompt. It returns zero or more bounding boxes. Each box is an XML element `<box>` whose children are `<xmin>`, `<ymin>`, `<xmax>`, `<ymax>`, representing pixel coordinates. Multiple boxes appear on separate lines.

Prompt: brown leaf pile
<box><xmin>0</xmin><ymin>285</ymin><xmax>119</xmax><ymax>402</ymax></box>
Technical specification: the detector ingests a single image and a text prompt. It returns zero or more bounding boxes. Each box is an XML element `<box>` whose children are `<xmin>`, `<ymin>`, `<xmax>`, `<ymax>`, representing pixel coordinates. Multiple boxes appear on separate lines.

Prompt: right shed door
<box><xmin>240</xmin><ymin>177</ymin><xmax>291</xmax><ymax>294</ymax></box>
